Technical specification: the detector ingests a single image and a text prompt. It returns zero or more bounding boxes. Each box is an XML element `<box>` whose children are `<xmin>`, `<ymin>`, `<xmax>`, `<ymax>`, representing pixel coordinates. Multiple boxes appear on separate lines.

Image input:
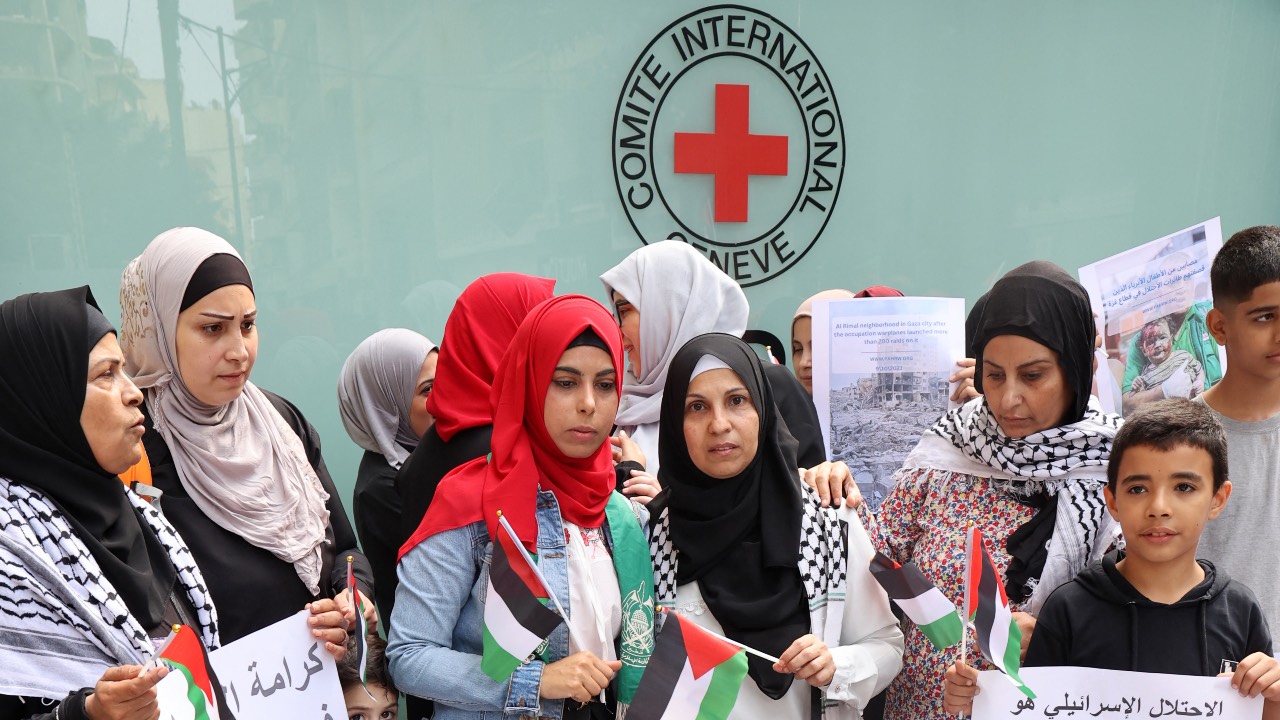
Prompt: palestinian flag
<box><xmin>869</xmin><ymin>552</ymin><xmax>963</xmax><ymax>649</ymax></box>
<box><xmin>629</xmin><ymin>612</ymin><xmax>749</xmax><ymax>720</ymax></box>
<box><xmin>347</xmin><ymin>556</ymin><xmax>370</xmax><ymax>692</ymax></box>
<box><xmin>154</xmin><ymin>625</ymin><xmax>235</xmax><ymax>720</ymax></box>
<box><xmin>965</xmin><ymin>528</ymin><xmax>1034</xmax><ymax>699</ymax></box>
<box><xmin>480</xmin><ymin>521</ymin><xmax>564</xmax><ymax>682</ymax></box>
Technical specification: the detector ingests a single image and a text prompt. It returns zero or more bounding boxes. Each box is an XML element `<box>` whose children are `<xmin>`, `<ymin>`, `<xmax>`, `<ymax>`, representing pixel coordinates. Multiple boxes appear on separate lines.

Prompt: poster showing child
<box><xmin>1079</xmin><ymin>218</ymin><xmax>1224</xmax><ymax>416</ymax></box>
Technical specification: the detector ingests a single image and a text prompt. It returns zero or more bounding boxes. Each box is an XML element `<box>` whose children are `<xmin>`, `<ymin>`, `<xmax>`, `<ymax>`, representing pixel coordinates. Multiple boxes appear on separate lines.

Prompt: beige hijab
<box><xmin>791</xmin><ymin>289</ymin><xmax>856</xmax><ymax>340</ymax></box>
<box><xmin>119</xmin><ymin>227</ymin><xmax>330</xmax><ymax>595</ymax></box>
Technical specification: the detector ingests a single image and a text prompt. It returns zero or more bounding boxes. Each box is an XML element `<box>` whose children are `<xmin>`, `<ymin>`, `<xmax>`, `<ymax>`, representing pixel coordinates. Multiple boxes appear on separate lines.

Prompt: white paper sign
<box><xmin>812</xmin><ymin>296</ymin><xmax>966</xmax><ymax>510</ymax></box>
<box><xmin>158</xmin><ymin>610</ymin><xmax>347</xmax><ymax>720</ymax></box>
<box><xmin>1078</xmin><ymin>218</ymin><xmax>1225</xmax><ymax>416</ymax></box>
<box><xmin>973</xmin><ymin>666</ymin><xmax>1260</xmax><ymax>719</ymax></box>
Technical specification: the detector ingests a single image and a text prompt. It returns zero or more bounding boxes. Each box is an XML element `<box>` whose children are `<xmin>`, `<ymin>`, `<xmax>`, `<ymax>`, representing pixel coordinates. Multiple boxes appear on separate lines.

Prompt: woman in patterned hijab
<box><xmin>872</xmin><ymin>261</ymin><xmax>1122</xmax><ymax>720</ymax></box>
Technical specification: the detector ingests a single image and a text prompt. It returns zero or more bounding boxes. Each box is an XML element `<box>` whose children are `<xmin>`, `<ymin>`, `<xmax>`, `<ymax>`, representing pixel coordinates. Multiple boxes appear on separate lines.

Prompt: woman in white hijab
<box><xmin>338</xmin><ymin>328</ymin><xmax>437</xmax><ymax>623</ymax></box>
<box><xmin>119</xmin><ymin>227</ymin><xmax>366</xmax><ymax>656</ymax></box>
<box><xmin>601</xmin><ymin>240</ymin><xmax>856</xmax><ymax>506</ymax></box>
<box><xmin>601</xmin><ymin>240</ymin><xmax>751</xmax><ymax>475</ymax></box>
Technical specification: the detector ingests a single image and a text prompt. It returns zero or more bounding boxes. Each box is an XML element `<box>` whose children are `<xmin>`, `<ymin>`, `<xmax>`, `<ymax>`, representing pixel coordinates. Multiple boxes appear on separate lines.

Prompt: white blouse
<box><xmin>666</xmin><ymin>506</ymin><xmax>903</xmax><ymax>720</ymax></box>
<box><xmin>564</xmin><ymin>522</ymin><xmax>622</xmax><ymax>661</ymax></box>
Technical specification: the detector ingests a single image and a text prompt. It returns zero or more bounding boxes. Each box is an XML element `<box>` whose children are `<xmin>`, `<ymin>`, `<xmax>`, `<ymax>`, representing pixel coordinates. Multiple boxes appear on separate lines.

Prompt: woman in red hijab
<box><xmin>389</xmin><ymin>273</ymin><xmax>556</xmax><ymax>720</ymax></box>
<box><xmin>395</xmin><ymin>273</ymin><xmax>556</xmax><ymax>546</ymax></box>
<box><xmin>390</xmin><ymin>295</ymin><xmax>655</xmax><ymax>720</ymax></box>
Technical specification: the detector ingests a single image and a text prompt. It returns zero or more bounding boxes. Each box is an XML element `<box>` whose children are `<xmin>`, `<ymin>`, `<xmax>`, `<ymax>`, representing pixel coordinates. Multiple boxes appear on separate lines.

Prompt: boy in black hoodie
<box><xmin>943</xmin><ymin>398</ymin><xmax>1280</xmax><ymax>717</ymax></box>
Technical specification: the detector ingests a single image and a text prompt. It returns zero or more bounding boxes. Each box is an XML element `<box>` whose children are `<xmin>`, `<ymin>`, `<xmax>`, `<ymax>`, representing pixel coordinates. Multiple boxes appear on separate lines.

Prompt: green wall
<box><xmin>3</xmin><ymin>0</ymin><xmax>1278</xmax><ymax>509</ymax></box>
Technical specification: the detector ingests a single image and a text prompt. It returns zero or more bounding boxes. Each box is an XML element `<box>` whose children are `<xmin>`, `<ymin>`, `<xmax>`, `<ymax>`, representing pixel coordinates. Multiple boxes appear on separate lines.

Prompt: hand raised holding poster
<box><xmin>157</xmin><ymin>610</ymin><xmax>346</xmax><ymax>720</ymax></box>
<box><xmin>811</xmin><ymin>296</ymin><xmax>966</xmax><ymax>510</ymax></box>
<box><xmin>1078</xmin><ymin>218</ymin><xmax>1225</xmax><ymax>416</ymax></box>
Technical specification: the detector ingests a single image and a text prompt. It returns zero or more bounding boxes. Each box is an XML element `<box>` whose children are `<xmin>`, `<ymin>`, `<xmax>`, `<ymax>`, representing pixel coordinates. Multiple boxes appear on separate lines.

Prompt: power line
<box><xmin>177</xmin><ymin>13</ymin><xmax>415</xmax><ymax>84</ymax></box>
<box><xmin>180</xmin><ymin>20</ymin><xmax>230</xmax><ymax>97</ymax></box>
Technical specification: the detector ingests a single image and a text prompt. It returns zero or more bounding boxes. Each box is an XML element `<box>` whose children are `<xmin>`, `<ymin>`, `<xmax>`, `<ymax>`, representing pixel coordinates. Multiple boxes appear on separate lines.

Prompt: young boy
<box><xmin>1197</xmin><ymin>225</ymin><xmax>1280</xmax><ymax>632</ymax></box>
<box><xmin>339</xmin><ymin>634</ymin><xmax>400</xmax><ymax>720</ymax></box>
<box><xmin>942</xmin><ymin>399</ymin><xmax>1280</xmax><ymax>716</ymax></box>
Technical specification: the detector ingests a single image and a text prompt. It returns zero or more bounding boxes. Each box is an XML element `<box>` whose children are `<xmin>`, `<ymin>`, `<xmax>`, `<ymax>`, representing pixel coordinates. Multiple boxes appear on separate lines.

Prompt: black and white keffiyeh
<box><xmin>0</xmin><ymin>478</ymin><xmax>220</xmax><ymax>700</ymax></box>
<box><xmin>910</xmin><ymin>396</ymin><xmax>1122</xmax><ymax>613</ymax></box>
<box><xmin>652</xmin><ymin>487</ymin><xmax>848</xmax><ymax>614</ymax></box>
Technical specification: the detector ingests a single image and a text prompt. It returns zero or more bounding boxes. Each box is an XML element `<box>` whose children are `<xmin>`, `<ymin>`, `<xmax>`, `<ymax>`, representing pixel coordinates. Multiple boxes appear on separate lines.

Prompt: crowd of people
<box><xmin>3</xmin><ymin>224</ymin><xmax>1280</xmax><ymax>720</ymax></box>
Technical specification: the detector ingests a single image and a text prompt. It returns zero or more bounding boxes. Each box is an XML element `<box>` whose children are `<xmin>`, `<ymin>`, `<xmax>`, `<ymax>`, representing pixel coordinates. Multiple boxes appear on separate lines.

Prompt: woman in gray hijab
<box><xmin>338</xmin><ymin>328</ymin><xmax>437</xmax><ymax>622</ymax></box>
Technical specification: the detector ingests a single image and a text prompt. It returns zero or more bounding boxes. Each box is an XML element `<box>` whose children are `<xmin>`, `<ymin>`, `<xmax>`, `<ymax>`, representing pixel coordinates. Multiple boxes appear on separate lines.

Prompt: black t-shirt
<box><xmin>394</xmin><ymin>423</ymin><xmax>493</xmax><ymax>547</ymax></box>
<box><xmin>352</xmin><ymin>449</ymin><xmax>401</xmax><ymax>622</ymax></box>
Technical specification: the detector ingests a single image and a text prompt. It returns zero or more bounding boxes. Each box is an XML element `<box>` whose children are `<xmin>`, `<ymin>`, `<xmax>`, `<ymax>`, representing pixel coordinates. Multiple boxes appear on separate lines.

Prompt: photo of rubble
<box><xmin>827</xmin><ymin>371</ymin><xmax>951</xmax><ymax>511</ymax></box>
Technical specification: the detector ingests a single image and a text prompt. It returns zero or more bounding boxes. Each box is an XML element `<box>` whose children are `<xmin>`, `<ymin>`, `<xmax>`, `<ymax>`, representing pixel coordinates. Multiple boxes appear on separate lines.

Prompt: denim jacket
<box><xmin>388</xmin><ymin>490</ymin><xmax>646</xmax><ymax>719</ymax></box>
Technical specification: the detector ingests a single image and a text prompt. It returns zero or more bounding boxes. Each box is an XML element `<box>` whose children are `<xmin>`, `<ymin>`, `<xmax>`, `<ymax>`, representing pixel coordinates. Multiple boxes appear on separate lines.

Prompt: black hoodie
<box><xmin>1025</xmin><ymin>550</ymin><xmax>1272</xmax><ymax>676</ymax></box>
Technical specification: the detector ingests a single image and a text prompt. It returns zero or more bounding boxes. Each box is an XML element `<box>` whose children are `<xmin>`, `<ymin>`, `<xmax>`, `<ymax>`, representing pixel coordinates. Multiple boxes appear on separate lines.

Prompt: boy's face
<box><xmin>343</xmin><ymin>682</ymin><xmax>398</xmax><ymax>720</ymax></box>
<box><xmin>1105</xmin><ymin>443</ymin><xmax>1230</xmax><ymax>569</ymax></box>
<box><xmin>1207</xmin><ymin>280</ymin><xmax>1280</xmax><ymax>382</ymax></box>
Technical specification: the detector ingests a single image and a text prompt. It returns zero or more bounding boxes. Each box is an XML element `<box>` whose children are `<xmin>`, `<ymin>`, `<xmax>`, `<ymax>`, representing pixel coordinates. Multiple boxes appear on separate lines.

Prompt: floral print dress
<box><xmin>865</xmin><ymin>466</ymin><xmax>1036</xmax><ymax>720</ymax></box>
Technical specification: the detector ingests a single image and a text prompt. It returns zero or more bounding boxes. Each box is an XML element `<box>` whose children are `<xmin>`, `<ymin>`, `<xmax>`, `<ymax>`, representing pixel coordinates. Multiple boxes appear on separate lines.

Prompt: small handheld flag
<box><xmin>630</xmin><ymin>609</ymin><xmax>750</xmax><ymax>720</ymax></box>
<box><xmin>347</xmin><ymin>555</ymin><xmax>374</xmax><ymax>699</ymax></box>
<box><xmin>869</xmin><ymin>552</ymin><xmax>963</xmax><ymax>649</ymax></box>
<box><xmin>150</xmin><ymin>624</ymin><xmax>236</xmax><ymax>720</ymax></box>
<box><xmin>481</xmin><ymin>512</ymin><xmax>567</xmax><ymax>682</ymax></box>
<box><xmin>964</xmin><ymin>527</ymin><xmax>1034</xmax><ymax>699</ymax></box>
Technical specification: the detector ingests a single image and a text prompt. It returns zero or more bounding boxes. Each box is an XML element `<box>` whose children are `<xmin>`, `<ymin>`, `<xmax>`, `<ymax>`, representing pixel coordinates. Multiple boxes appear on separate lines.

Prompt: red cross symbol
<box><xmin>673</xmin><ymin>83</ymin><xmax>788</xmax><ymax>223</ymax></box>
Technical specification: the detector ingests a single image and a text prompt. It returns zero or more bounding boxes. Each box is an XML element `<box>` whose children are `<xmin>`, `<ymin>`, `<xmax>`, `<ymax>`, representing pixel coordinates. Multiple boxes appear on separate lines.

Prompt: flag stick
<box><xmin>347</xmin><ymin>556</ymin><xmax>377</xmax><ymax>701</ymax></box>
<box><xmin>959</xmin><ymin>523</ymin><xmax>975</xmax><ymax>720</ymax></box>
<box><xmin>656</xmin><ymin>606</ymin><xmax>782</xmax><ymax>665</ymax></box>
<box><xmin>497</xmin><ymin>512</ymin><xmax>606</xmax><ymax>703</ymax></box>
<box><xmin>497</xmin><ymin>513</ymin><xmax>586</xmax><ymax>651</ymax></box>
<box><xmin>960</xmin><ymin>522</ymin><xmax>974</xmax><ymax>668</ymax></box>
<box><xmin>142</xmin><ymin>625</ymin><xmax>183</xmax><ymax>672</ymax></box>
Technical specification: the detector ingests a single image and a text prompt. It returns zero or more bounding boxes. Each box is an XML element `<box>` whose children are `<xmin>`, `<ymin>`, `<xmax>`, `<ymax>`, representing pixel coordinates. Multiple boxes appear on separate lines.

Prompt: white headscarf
<box><xmin>337</xmin><ymin>329</ymin><xmax>437</xmax><ymax>468</ymax></box>
<box><xmin>119</xmin><ymin>227</ymin><xmax>331</xmax><ymax>595</ymax></box>
<box><xmin>600</xmin><ymin>240</ymin><xmax>749</xmax><ymax>427</ymax></box>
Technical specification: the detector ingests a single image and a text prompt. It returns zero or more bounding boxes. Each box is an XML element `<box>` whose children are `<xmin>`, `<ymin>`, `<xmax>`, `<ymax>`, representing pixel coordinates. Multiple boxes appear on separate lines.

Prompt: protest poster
<box><xmin>1078</xmin><ymin>218</ymin><xmax>1224</xmax><ymax>416</ymax></box>
<box><xmin>157</xmin><ymin>610</ymin><xmax>347</xmax><ymax>720</ymax></box>
<box><xmin>812</xmin><ymin>296</ymin><xmax>965</xmax><ymax>510</ymax></box>
<box><xmin>972</xmin><ymin>665</ymin><xmax>1259</xmax><ymax>719</ymax></box>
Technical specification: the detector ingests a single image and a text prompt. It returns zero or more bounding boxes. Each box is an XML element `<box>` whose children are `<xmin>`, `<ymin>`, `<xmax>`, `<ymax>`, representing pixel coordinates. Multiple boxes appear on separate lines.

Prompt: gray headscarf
<box><xmin>119</xmin><ymin>227</ymin><xmax>331</xmax><ymax>595</ymax></box>
<box><xmin>337</xmin><ymin>329</ymin><xmax>437</xmax><ymax>468</ymax></box>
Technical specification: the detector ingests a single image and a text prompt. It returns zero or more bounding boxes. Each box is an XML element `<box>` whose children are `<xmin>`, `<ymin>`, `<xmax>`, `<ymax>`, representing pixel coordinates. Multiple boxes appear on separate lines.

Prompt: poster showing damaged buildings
<box><xmin>812</xmin><ymin>297</ymin><xmax>965</xmax><ymax>511</ymax></box>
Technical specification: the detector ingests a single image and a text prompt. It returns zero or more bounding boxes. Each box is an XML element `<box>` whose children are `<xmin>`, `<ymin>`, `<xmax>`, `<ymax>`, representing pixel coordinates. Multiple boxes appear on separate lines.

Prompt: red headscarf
<box><xmin>854</xmin><ymin>285</ymin><xmax>905</xmax><ymax>298</ymax></box>
<box><xmin>401</xmin><ymin>295</ymin><xmax>624</xmax><ymax>555</ymax></box>
<box><xmin>425</xmin><ymin>273</ymin><xmax>556</xmax><ymax>441</ymax></box>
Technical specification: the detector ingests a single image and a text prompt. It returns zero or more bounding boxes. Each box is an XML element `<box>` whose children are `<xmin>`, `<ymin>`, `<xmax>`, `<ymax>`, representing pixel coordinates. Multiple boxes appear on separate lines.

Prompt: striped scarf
<box><xmin>923</xmin><ymin>397</ymin><xmax>1122</xmax><ymax>613</ymax></box>
<box><xmin>0</xmin><ymin>477</ymin><xmax>219</xmax><ymax>700</ymax></box>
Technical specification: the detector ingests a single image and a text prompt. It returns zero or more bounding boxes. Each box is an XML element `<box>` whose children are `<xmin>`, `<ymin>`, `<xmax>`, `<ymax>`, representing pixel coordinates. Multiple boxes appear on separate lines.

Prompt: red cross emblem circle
<box><xmin>614</xmin><ymin>5</ymin><xmax>845</xmax><ymax>286</ymax></box>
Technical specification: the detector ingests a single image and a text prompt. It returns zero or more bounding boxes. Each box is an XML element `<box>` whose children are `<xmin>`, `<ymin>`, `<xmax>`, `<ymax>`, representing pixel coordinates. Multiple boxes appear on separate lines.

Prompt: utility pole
<box><xmin>218</xmin><ymin>26</ymin><xmax>244</xmax><ymax>248</ymax></box>
<box><xmin>157</xmin><ymin>0</ymin><xmax>187</xmax><ymax>178</ymax></box>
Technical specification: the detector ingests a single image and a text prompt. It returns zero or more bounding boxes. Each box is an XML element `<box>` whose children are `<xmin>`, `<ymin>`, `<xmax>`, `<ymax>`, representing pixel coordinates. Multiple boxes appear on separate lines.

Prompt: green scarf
<box><xmin>605</xmin><ymin>491</ymin><xmax>654</xmax><ymax>706</ymax></box>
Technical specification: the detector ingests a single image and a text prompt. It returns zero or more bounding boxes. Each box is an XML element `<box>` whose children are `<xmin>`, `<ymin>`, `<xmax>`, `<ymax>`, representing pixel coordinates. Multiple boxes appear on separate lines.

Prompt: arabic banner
<box><xmin>1078</xmin><ymin>218</ymin><xmax>1224</xmax><ymax>417</ymax></box>
<box><xmin>973</xmin><ymin>666</ymin><xmax>1260</xmax><ymax>719</ymax></box>
<box><xmin>811</xmin><ymin>296</ymin><xmax>965</xmax><ymax>509</ymax></box>
<box><xmin>157</xmin><ymin>610</ymin><xmax>347</xmax><ymax>720</ymax></box>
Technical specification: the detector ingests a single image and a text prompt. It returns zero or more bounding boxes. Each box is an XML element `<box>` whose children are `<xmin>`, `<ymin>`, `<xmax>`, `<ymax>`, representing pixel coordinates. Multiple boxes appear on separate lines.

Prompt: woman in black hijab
<box><xmin>0</xmin><ymin>287</ymin><xmax>221</xmax><ymax>720</ymax></box>
<box><xmin>872</xmin><ymin>261</ymin><xmax>1122</xmax><ymax>720</ymax></box>
<box><xmin>649</xmin><ymin>333</ymin><xmax>902</xmax><ymax>720</ymax></box>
